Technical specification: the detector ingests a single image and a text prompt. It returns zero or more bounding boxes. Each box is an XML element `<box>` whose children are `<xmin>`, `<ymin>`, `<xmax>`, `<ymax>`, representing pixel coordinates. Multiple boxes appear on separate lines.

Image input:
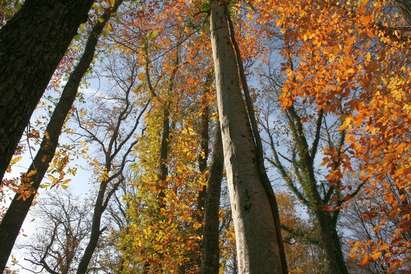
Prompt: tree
<box><xmin>0</xmin><ymin>2</ymin><xmax>122</xmax><ymax>270</ymax></box>
<box><xmin>250</xmin><ymin>0</ymin><xmax>410</xmax><ymax>272</ymax></box>
<box><xmin>2</xmin><ymin>0</ymin><xmax>409</xmax><ymax>273</ymax></box>
<box><xmin>119</xmin><ymin>46</ymin><xmax>206</xmax><ymax>273</ymax></box>
<box><xmin>0</xmin><ymin>0</ymin><xmax>95</xmax><ymax>182</ymax></box>
<box><xmin>344</xmin><ymin>178</ymin><xmax>411</xmax><ymax>272</ymax></box>
<box><xmin>341</xmin><ymin>191</ymin><xmax>392</xmax><ymax>273</ymax></box>
<box><xmin>0</xmin><ymin>0</ymin><xmax>21</xmax><ymax>27</ymax></box>
<box><xmin>209</xmin><ymin>1</ymin><xmax>287</xmax><ymax>273</ymax></box>
<box><xmin>259</xmin><ymin>70</ymin><xmax>353</xmax><ymax>274</ymax></box>
<box><xmin>276</xmin><ymin>192</ymin><xmax>326</xmax><ymax>274</ymax></box>
<box><xmin>22</xmin><ymin>191</ymin><xmax>92</xmax><ymax>274</ymax></box>
<box><xmin>114</xmin><ymin>2</ymin><xmax>218</xmax><ymax>271</ymax></box>
<box><xmin>97</xmin><ymin>173</ymin><xmax>136</xmax><ymax>273</ymax></box>
<box><xmin>200</xmin><ymin>126</ymin><xmax>224</xmax><ymax>274</ymax></box>
<box><xmin>73</xmin><ymin>51</ymin><xmax>148</xmax><ymax>274</ymax></box>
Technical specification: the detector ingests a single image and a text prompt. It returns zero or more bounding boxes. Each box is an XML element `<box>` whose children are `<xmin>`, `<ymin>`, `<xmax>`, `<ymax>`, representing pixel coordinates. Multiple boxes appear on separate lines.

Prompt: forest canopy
<box><xmin>0</xmin><ymin>0</ymin><xmax>410</xmax><ymax>273</ymax></box>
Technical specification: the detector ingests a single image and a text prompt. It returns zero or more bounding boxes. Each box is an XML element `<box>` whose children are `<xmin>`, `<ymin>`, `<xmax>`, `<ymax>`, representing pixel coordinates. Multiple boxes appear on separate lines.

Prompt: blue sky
<box><xmin>4</xmin><ymin>86</ymin><xmax>97</xmax><ymax>273</ymax></box>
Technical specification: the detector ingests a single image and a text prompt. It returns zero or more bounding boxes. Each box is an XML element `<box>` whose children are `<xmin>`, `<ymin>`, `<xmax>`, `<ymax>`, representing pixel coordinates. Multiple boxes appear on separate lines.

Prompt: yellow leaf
<box><xmin>10</xmin><ymin>155</ymin><xmax>22</xmax><ymax>166</ymax></box>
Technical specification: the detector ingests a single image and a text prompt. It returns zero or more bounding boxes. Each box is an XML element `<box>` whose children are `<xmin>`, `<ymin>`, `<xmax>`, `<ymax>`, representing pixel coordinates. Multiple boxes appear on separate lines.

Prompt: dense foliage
<box><xmin>0</xmin><ymin>0</ymin><xmax>409</xmax><ymax>273</ymax></box>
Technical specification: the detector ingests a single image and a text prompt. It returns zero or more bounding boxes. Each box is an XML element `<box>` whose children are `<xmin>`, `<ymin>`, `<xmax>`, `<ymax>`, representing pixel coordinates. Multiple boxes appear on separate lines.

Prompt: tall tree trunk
<box><xmin>144</xmin><ymin>106</ymin><xmax>171</xmax><ymax>274</ymax></box>
<box><xmin>193</xmin><ymin>99</ymin><xmax>210</xmax><ymax>269</ymax></box>
<box><xmin>395</xmin><ymin>0</ymin><xmax>411</xmax><ymax>24</ymax></box>
<box><xmin>143</xmin><ymin>43</ymin><xmax>179</xmax><ymax>274</ymax></box>
<box><xmin>286</xmin><ymin>107</ymin><xmax>349</xmax><ymax>274</ymax></box>
<box><xmin>0</xmin><ymin>0</ymin><xmax>94</xmax><ymax>182</ymax></box>
<box><xmin>316</xmin><ymin>212</ymin><xmax>348</xmax><ymax>274</ymax></box>
<box><xmin>76</xmin><ymin>182</ymin><xmax>107</xmax><ymax>274</ymax></box>
<box><xmin>159</xmin><ymin>107</ymin><xmax>170</xmax><ymax>182</ymax></box>
<box><xmin>209</xmin><ymin>1</ymin><xmax>287</xmax><ymax>273</ymax></box>
<box><xmin>227</xmin><ymin>11</ymin><xmax>288</xmax><ymax>271</ymax></box>
<box><xmin>182</xmin><ymin>98</ymin><xmax>210</xmax><ymax>272</ymax></box>
<box><xmin>157</xmin><ymin>49</ymin><xmax>178</xmax><ymax>207</ymax></box>
<box><xmin>197</xmin><ymin>100</ymin><xmax>210</xmax><ymax>212</ymax></box>
<box><xmin>200</xmin><ymin>126</ymin><xmax>224</xmax><ymax>274</ymax></box>
<box><xmin>157</xmin><ymin>106</ymin><xmax>171</xmax><ymax>207</ymax></box>
<box><xmin>0</xmin><ymin>4</ymin><xmax>121</xmax><ymax>271</ymax></box>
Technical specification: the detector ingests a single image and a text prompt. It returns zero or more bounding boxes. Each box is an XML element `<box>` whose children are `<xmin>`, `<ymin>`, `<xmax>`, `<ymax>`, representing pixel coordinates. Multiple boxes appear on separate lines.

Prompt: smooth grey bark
<box><xmin>0</xmin><ymin>2</ymin><xmax>120</xmax><ymax>271</ymax></box>
<box><xmin>226</xmin><ymin>12</ymin><xmax>288</xmax><ymax>271</ymax></box>
<box><xmin>209</xmin><ymin>1</ymin><xmax>288</xmax><ymax>273</ymax></box>
<box><xmin>200</xmin><ymin>126</ymin><xmax>224</xmax><ymax>274</ymax></box>
<box><xmin>0</xmin><ymin>0</ymin><xmax>94</xmax><ymax>182</ymax></box>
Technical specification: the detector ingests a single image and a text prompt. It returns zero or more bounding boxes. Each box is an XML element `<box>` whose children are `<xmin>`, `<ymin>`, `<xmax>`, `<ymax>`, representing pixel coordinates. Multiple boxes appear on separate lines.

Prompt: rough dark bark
<box><xmin>142</xmin><ymin>106</ymin><xmax>171</xmax><ymax>274</ymax></box>
<box><xmin>0</xmin><ymin>0</ymin><xmax>94</xmax><ymax>182</ymax></box>
<box><xmin>194</xmin><ymin>100</ymin><xmax>210</xmax><ymax>266</ymax></box>
<box><xmin>154</xmin><ymin>106</ymin><xmax>171</xmax><ymax>212</ymax></box>
<box><xmin>75</xmin><ymin>182</ymin><xmax>107</xmax><ymax>274</ymax></box>
<box><xmin>291</xmin><ymin>112</ymin><xmax>348</xmax><ymax>274</ymax></box>
<box><xmin>200</xmin><ymin>126</ymin><xmax>224</xmax><ymax>274</ymax></box>
<box><xmin>317</xmin><ymin>214</ymin><xmax>348</xmax><ymax>274</ymax></box>
<box><xmin>156</xmin><ymin>50</ymin><xmax>179</xmax><ymax>208</ymax></box>
<box><xmin>395</xmin><ymin>0</ymin><xmax>411</xmax><ymax>24</ymax></box>
<box><xmin>76</xmin><ymin>107</ymin><xmax>145</xmax><ymax>274</ymax></box>
<box><xmin>287</xmin><ymin>108</ymin><xmax>349</xmax><ymax>274</ymax></box>
<box><xmin>143</xmin><ymin>43</ymin><xmax>180</xmax><ymax>274</ymax></box>
<box><xmin>159</xmin><ymin>107</ymin><xmax>171</xmax><ymax>183</ymax></box>
<box><xmin>181</xmin><ymin>95</ymin><xmax>210</xmax><ymax>273</ymax></box>
<box><xmin>0</xmin><ymin>4</ymin><xmax>120</xmax><ymax>271</ymax></box>
<box><xmin>197</xmin><ymin>100</ymin><xmax>210</xmax><ymax>207</ymax></box>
